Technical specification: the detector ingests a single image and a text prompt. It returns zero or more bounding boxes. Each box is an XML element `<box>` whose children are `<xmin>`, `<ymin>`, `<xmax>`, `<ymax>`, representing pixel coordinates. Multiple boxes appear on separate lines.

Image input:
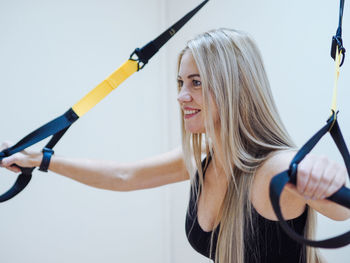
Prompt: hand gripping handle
<box><xmin>269</xmin><ymin>113</ymin><xmax>350</xmax><ymax>248</ymax></box>
<box><xmin>270</xmin><ymin>170</ymin><xmax>350</xmax><ymax>248</ymax></box>
<box><xmin>0</xmin><ymin>156</ymin><xmax>34</xmax><ymax>202</ymax></box>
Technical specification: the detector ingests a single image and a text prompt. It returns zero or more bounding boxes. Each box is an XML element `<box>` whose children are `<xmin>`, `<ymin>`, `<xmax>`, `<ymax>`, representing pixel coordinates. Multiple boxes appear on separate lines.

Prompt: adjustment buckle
<box><xmin>129</xmin><ymin>49</ymin><xmax>146</xmax><ymax>71</ymax></box>
<box><xmin>331</xmin><ymin>35</ymin><xmax>346</xmax><ymax>66</ymax></box>
<box><xmin>39</xmin><ymin>147</ymin><xmax>54</xmax><ymax>172</ymax></box>
<box><xmin>129</xmin><ymin>41</ymin><xmax>158</xmax><ymax>71</ymax></box>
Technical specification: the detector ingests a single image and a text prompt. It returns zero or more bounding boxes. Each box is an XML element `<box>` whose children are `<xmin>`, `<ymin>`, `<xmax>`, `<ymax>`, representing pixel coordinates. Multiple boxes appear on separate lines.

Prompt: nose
<box><xmin>177</xmin><ymin>87</ymin><xmax>192</xmax><ymax>104</ymax></box>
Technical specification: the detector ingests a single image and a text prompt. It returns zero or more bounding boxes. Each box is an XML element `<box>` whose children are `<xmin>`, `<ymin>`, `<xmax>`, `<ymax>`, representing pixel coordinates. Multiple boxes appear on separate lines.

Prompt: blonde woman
<box><xmin>1</xmin><ymin>29</ymin><xmax>349</xmax><ymax>263</ymax></box>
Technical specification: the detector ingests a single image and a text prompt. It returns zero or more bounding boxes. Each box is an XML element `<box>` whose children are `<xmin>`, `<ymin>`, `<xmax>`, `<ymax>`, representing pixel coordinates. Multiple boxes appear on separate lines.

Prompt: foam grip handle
<box><xmin>327</xmin><ymin>185</ymin><xmax>350</xmax><ymax>209</ymax></box>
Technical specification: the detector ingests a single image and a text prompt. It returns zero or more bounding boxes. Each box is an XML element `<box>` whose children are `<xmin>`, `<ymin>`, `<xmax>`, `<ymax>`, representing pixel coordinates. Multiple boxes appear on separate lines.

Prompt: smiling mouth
<box><xmin>184</xmin><ymin>109</ymin><xmax>201</xmax><ymax>119</ymax></box>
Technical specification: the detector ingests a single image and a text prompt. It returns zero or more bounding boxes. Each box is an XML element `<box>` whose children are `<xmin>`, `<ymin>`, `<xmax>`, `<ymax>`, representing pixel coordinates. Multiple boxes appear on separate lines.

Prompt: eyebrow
<box><xmin>177</xmin><ymin>74</ymin><xmax>200</xmax><ymax>79</ymax></box>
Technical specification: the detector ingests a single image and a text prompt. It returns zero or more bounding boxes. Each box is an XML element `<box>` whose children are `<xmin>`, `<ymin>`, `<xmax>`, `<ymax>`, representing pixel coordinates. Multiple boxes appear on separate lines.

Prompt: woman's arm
<box><xmin>253</xmin><ymin>150</ymin><xmax>350</xmax><ymax>221</ymax></box>
<box><xmin>0</xmin><ymin>142</ymin><xmax>189</xmax><ymax>191</ymax></box>
<box><xmin>285</xmin><ymin>152</ymin><xmax>350</xmax><ymax>221</ymax></box>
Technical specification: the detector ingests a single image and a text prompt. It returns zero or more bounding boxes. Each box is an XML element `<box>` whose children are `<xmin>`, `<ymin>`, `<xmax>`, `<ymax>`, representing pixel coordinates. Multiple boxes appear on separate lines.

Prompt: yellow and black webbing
<box><xmin>0</xmin><ymin>0</ymin><xmax>209</xmax><ymax>202</ymax></box>
<box><xmin>269</xmin><ymin>0</ymin><xmax>350</xmax><ymax>249</ymax></box>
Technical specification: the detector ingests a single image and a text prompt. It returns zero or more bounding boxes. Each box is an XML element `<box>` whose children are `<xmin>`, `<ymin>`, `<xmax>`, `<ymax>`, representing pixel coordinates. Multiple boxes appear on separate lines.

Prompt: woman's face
<box><xmin>177</xmin><ymin>51</ymin><xmax>219</xmax><ymax>133</ymax></box>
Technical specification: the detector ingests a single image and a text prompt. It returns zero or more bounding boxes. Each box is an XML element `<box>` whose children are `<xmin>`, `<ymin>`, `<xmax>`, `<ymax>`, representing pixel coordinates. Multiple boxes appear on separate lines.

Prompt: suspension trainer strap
<box><xmin>72</xmin><ymin>60</ymin><xmax>138</xmax><ymax>117</ymax></box>
<box><xmin>0</xmin><ymin>109</ymin><xmax>78</xmax><ymax>202</ymax></box>
<box><xmin>270</xmin><ymin>112</ymin><xmax>350</xmax><ymax>248</ymax></box>
<box><xmin>269</xmin><ymin>0</ymin><xmax>349</xmax><ymax>248</ymax></box>
<box><xmin>129</xmin><ymin>0</ymin><xmax>209</xmax><ymax>70</ymax></box>
<box><xmin>331</xmin><ymin>46</ymin><xmax>343</xmax><ymax>113</ymax></box>
<box><xmin>331</xmin><ymin>0</ymin><xmax>346</xmax><ymax>66</ymax></box>
<box><xmin>0</xmin><ymin>0</ymin><xmax>209</xmax><ymax>202</ymax></box>
<box><xmin>0</xmin><ymin>109</ymin><xmax>78</xmax><ymax>158</ymax></box>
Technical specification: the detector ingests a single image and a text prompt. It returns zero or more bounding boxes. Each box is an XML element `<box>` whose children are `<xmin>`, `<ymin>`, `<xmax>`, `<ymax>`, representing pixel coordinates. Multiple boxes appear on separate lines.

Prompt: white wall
<box><xmin>0</xmin><ymin>0</ymin><xmax>349</xmax><ymax>263</ymax></box>
<box><xmin>165</xmin><ymin>0</ymin><xmax>350</xmax><ymax>262</ymax></box>
<box><xmin>0</xmin><ymin>0</ymin><xmax>170</xmax><ymax>262</ymax></box>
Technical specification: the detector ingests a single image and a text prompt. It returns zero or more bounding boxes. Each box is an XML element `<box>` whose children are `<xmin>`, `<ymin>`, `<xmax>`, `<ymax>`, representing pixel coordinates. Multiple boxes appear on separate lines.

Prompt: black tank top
<box><xmin>185</xmin><ymin>156</ymin><xmax>307</xmax><ymax>263</ymax></box>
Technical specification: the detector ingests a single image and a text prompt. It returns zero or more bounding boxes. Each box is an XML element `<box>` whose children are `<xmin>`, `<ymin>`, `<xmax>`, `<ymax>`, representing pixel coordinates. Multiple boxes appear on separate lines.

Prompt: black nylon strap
<box><xmin>129</xmin><ymin>0</ymin><xmax>209</xmax><ymax>70</ymax></box>
<box><xmin>0</xmin><ymin>109</ymin><xmax>78</xmax><ymax>159</ymax></box>
<box><xmin>269</xmin><ymin>113</ymin><xmax>350</xmax><ymax>248</ymax></box>
<box><xmin>270</xmin><ymin>171</ymin><xmax>350</xmax><ymax>248</ymax></box>
<box><xmin>330</xmin><ymin>120</ymin><xmax>350</xmax><ymax>172</ymax></box>
<box><xmin>270</xmin><ymin>0</ymin><xmax>349</xmax><ymax>247</ymax></box>
<box><xmin>0</xmin><ymin>109</ymin><xmax>78</xmax><ymax>202</ymax></box>
<box><xmin>331</xmin><ymin>0</ymin><xmax>346</xmax><ymax>66</ymax></box>
<box><xmin>0</xmin><ymin>168</ymin><xmax>33</xmax><ymax>202</ymax></box>
<box><xmin>0</xmin><ymin>1</ymin><xmax>208</xmax><ymax>202</ymax></box>
<box><xmin>37</xmin><ymin>125</ymin><xmax>71</xmax><ymax>173</ymax></box>
<box><xmin>152</xmin><ymin>0</ymin><xmax>208</xmax><ymax>53</ymax></box>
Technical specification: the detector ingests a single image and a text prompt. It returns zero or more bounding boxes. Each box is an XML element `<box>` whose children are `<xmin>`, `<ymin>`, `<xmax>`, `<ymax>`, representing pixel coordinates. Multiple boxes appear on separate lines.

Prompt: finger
<box><xmin>0</xmin><ymin>158</ymin><xmax>21</xmax><ymax>173</ymax></box>
<box><xmin>1</xmin><ymin>155</ymin><xmax>21</xmax><ymax>173</ymax></box>
<box><xmin>312</xmin><ymin>162</ymin><xmax>338</xmax><ymax>199</ymax></box>
<box><xmin>297</xmin><ymin>155</ymin><xmax>314</xmax><ymax>194</ymax></box>
<box><xmin>1</xmin><ymin>155</ymin><xmax>19</xmax><ymax>168</ymax></box>
<box><xmin>0</xmin><ymin>141</ymin><xmax>13</xmax><ymax>152</ymax></box>
<box><xmin>305</xmin><ymin>157</ymin><xmax>328</xmax><ymax>199</ymax></box>
<box><xmin>7</xmin><ymin>165</ymin><xmax>21</xmax><ymax>173</ymax></box>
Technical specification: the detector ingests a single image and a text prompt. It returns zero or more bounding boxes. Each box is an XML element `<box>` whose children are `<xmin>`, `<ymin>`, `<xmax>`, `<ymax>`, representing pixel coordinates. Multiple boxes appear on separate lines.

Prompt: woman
<box><xmin>1</xmin><ymin>29</ymin><xmax>349</xmax><ymax>263</ymax></box>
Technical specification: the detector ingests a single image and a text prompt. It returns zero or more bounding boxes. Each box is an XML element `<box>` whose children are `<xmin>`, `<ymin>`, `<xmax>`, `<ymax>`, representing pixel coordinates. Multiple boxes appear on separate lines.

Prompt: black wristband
<box><xmin>39</xmin><ymin>147</ymin><xmax>54</xmax><ymax>172</ymax></box>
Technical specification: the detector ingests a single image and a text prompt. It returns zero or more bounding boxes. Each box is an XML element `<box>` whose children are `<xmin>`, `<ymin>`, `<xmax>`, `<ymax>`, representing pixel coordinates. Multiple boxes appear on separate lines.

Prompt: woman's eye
<box><xmin>177</xmin><ymin>79</ymin><xmax>184</xmax><ymax>87</ymax></box>
<box><xmin>192</xmin><ymin>80</ymin><xmax>201</xmax><ymax>87</ymax></box>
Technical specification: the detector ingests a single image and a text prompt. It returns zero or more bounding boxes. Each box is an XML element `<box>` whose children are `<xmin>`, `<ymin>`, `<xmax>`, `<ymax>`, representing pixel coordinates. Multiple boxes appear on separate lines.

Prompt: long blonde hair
<box><xmin>178</xmin><ymin>29</ymin><xmax>321</xmax><ymax>263</ymax></box>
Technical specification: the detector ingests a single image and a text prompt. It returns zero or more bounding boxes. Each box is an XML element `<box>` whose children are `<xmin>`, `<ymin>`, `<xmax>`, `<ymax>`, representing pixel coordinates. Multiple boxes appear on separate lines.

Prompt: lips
<box><xmin>183</xmin><ymin>108</ymin><xmax>201</xmax><ymax>119</ymax></box>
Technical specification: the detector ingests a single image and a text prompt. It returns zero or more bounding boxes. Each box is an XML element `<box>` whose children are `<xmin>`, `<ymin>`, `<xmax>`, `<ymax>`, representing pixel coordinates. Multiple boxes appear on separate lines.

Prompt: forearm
<box><xmin>46</xmin><ymin>152</ymin><xmax>189</xmax><ymax>191</ymax></box>
<box><xmin>1</xmin><ymin>146</ymin><xmax>188</xmax><ymax>192</ymax></box>
<box><xmin>285</xmin><ymin>184</ymin><xmax>350</xmax><ymax>221</ymax></box>
<box><xmin>305</xmin><ymin>195</ymin><xmax>350</xmax><ymax>221</ymax></box>
<box><xmin>1</xmin><ymin>149</ymin><xmax>130</xmax><ymax>191</ymax></box>
<box><xmin>46</xmin><ymin>155</ymin><xmax>132</xmax><ymax>191</ymax></box>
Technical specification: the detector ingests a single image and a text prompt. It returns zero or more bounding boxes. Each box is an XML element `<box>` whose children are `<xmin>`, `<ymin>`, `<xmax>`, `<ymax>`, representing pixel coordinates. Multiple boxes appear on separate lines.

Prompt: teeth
<box><xmin>184</xmin><ymin>110</ymin><xmax>199</xmax><ymax>114</ymax></box>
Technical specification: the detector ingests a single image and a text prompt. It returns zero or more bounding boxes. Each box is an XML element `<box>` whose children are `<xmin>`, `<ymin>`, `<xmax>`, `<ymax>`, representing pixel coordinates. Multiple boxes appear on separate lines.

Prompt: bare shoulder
<box><xmin>256</xmin><ymin>150</ymin><xmax>295</xmax><ymax>176</ymax></box>
<box><xmin>251</xmin><ymin>150</ymin><xmax>306</xmax><ymax>220</ymax></box>
<box><xmin>254</xmin><ymin>149</ymin><xmax>297</xmax><ymax>190</ymax></box>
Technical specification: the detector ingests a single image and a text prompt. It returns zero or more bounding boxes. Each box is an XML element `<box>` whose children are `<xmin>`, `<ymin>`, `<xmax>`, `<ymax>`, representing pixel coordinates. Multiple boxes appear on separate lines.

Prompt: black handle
<box><xmin>270</xmin><ymin>171</ymin><xmax>350</xmax><ymax>248</ymax></box>
<box><xmin>327</xmin><ymin>185</ymin><xmax>350</xmax><ymax>208</ymax></box>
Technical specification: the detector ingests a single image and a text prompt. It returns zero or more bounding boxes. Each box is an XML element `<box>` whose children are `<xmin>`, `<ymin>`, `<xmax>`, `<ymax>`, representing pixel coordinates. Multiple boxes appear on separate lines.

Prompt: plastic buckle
<box><xmin>39</xmin><ymin>147</ymin><xmax>54</xmax><ymax>172</ymax></box>
<box><xmin>129</xmin><ymin>41</ymin><xmax>158</xmax><ymax>71</ymax></box>
<box><xmin>129</xmin><ymin>49</ymin><xmax>146</xmax><ymax>71</ymax></box>
<box><xmin>331</xmin><ymin>35</ymin><xmax>346</xmax><ymax>66</ymax></box>
<box><xmin>327</xmin><ymin>110</ymin><xmax>338</xmax><ymax>132</ymax></box>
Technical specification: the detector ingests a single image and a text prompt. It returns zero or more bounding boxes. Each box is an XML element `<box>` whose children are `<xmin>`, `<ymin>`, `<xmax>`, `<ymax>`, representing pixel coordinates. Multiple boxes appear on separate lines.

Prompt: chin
<box><xmin>184</xmin><ymin>126</ymin><xmax>205</xmax><ymax>134</ymax></box>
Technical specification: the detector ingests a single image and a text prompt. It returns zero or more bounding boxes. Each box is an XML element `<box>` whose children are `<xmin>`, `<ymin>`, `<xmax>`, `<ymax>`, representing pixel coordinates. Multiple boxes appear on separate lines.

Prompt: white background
<box><xmin>0</xmin><ymin>0</ymin><xmax>349</xmax><ymax>262</ymax></box>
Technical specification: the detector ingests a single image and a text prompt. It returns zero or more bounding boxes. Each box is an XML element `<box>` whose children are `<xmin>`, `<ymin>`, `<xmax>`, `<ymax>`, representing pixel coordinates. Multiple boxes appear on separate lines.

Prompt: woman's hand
<box><xmin>297</xmin><ymin>154</ymin><xmax>348</xmax><ymax>200</ymax></box>
<box><xmin>254</xmin><ymin>150</ymin><xmax>350</xmax><ymax>220</ymax></box>
<box><xmin>0</xmin><ymin>141</ymin><xmax>41</xmax><ymax>173</ymax></box>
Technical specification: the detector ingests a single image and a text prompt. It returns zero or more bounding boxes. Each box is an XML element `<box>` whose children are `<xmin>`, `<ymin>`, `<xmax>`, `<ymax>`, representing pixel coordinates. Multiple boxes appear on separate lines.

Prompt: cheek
<box><xmin>192</xmin><ymin>91</ymin><xmax>204</xmax><ymax>106</ymax></box>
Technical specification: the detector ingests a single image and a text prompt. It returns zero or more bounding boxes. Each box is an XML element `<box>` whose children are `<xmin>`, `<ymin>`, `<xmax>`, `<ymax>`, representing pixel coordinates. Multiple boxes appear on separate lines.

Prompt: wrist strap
<box><xmin>39</xmin><ymin>147</ymin><xmax>54</xmax><ymax>172</ymax></box>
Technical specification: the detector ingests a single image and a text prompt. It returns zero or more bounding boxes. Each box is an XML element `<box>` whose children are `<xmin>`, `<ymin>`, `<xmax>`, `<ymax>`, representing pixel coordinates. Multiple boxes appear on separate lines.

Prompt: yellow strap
<box><xmin>331</xmin><ymin>46</ymin><xmax>342</xmax><ymax>113</ymax></box>
<box><xmin>72</xmin><ymin>59</ymin><xmax>138</xmax><ymax>117</ymax></box>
